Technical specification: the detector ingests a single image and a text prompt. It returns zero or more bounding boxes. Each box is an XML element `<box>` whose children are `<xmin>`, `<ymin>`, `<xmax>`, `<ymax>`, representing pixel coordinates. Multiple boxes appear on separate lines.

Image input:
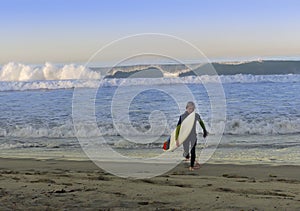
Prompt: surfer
<box><xmin>175</xmin><ymin>101</ymin><xmax>208</xmax><ymax>171</ymax></box>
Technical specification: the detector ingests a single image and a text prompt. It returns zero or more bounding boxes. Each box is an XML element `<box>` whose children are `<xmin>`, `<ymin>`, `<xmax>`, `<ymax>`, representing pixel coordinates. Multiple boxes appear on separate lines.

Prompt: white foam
<box><xmin>225</xmin><ymin>118</ymin><xmax>300</xmax><ymax>135</ymax></box>
<box><xmin>0</xmin><ymin>62</ymin><xmax>101</xmax><ymax>81</ymax></box>
<box><xmin>1</xmin><ymin>117</ymin><xmax>299</xmax><ymax>139</ymax></box>
<box><xmin>1</xmin><ymin>74</ymin><xmax>300</xmax><ymax>92</ymax></box>
<box><xmin>0</xmin><ymin>62</ymin><xmax>300</xmax><ymax>91</ymax></box>
<box><xmin>0</xmin><ymin>80</ymin><xmax>101</xmax><ymax>91</ymax></box>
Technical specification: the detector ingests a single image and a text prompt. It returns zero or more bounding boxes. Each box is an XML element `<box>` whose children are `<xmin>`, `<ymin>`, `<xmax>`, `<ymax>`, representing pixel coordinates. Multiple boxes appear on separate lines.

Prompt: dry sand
<box><xmin>0</xmin><ymin>157</ymin><xmax>299</xmax><ymax>210</ymax></box>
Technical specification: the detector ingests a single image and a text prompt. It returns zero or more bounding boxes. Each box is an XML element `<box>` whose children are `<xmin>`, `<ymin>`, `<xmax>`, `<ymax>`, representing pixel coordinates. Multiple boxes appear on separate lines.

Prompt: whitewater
<box><xmin>0</xmin><ymin>62</ymin><xmax>299</xmax><ymax>165</ymax></box>
<box><xmin>1</xmin><ymin>62</ymin><xmax>300</xmax><ymax>91</ymax></box>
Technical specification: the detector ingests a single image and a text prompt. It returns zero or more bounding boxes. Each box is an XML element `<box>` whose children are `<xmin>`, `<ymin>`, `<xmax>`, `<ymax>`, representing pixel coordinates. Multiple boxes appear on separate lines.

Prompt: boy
<box><xmin>175</xmin><ymin>101</ymin><xmax>208</xmax><ymax>171</ymax></box>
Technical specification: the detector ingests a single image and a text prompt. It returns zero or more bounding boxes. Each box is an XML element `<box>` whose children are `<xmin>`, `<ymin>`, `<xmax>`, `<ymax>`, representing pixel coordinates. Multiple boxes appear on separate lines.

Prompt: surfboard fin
<box><xmin>163</xmin><ymin>137</ymin><xmax>170</xmax><ymax>151</ymax></box>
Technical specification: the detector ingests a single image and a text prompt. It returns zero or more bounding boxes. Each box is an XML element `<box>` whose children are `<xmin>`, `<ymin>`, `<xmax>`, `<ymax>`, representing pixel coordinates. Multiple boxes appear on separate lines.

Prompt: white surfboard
<box><xmin>163</xmin><ymin>111</ymin><xmax>195</xmax><ymax>152</ymax></box>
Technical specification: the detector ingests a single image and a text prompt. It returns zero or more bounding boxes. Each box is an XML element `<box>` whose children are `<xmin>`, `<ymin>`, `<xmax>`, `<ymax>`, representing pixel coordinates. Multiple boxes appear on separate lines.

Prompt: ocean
<box><xmin>0</xmin><ymin>62</ymin><xmax>299</xmax><ymax>166</ymax></box>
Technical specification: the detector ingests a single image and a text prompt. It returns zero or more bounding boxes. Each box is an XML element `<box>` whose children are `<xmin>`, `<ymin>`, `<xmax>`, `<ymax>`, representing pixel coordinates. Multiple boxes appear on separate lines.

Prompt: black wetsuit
<box><xmin>176</xmin><ymin>111</ymin><xmax>207</xmax><ymax>168</ymax></box>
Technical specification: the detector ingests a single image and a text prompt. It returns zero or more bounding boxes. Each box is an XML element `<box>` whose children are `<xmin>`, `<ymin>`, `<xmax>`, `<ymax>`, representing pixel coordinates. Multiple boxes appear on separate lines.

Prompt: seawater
<box><xmin>0</xmin><ymin>72</ymin><xmax>299</xmax><ymax>165</ymax></box>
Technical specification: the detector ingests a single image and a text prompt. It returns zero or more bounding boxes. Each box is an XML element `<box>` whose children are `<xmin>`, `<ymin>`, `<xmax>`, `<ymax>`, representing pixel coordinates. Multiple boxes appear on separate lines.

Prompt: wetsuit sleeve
<box><xmin>197</xmin><ymin>114</ymin><xmax>208</xmax><ymax>137</ymax></box>
<box><xmin>175</xmin><ymin>116</ymin><xmax>182</xmax><ymax>140</ymax></box>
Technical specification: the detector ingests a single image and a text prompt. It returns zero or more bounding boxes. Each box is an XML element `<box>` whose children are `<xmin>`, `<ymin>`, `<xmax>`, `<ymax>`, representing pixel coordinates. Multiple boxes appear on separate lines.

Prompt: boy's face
<box><xmin>186</xmin><ymin>106</ymin><xmax>195</xmax><ymax>114</ymax></box>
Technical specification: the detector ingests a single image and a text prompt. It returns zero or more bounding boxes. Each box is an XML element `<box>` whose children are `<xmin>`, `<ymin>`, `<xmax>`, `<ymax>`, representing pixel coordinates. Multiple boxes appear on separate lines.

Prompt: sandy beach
<box><xmin>0</xmin><ymin>158</ymin><xmax>299</xmax><ymax>210</ymax></box>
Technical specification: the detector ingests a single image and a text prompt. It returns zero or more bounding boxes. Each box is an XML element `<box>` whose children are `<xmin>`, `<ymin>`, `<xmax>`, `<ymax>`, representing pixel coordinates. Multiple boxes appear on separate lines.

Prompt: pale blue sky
<box><xmin>1</xmin><ymin>0</ymin><xmax>300</xmax><ymax>64</ymax></box>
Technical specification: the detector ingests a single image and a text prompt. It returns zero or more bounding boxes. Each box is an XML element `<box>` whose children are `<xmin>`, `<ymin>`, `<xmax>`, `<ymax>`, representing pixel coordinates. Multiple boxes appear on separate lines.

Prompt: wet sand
<box><xmin>0</xmin><ymin>157</ymin><xmax>299</xmax><ymax>210</ymax></box>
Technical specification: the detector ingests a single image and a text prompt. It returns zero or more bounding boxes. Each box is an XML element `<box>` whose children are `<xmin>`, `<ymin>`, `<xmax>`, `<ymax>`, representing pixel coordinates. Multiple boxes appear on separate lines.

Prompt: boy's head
<box><xmin>186</xmin><ymin>101</ymin><xmax>195</xmax><ymax>114</ymax></box>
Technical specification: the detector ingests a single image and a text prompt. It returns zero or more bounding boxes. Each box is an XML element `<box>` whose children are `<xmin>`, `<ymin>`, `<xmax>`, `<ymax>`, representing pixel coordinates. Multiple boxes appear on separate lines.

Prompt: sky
<box><xmin>1</xmin><ymin>0</ymin><xmax>300</xmax><ymax>65</ymax></box>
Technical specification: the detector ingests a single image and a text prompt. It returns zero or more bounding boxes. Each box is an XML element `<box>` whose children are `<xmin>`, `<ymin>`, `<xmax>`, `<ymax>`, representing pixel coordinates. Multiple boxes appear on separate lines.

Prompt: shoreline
<box><xmin>1</xmin><ymin>154</ymin><xmax>299</xmax><ymax>167</ymax></box>
<box><xmin>0</xmin><ymin>157</ymin><xmax>299</xmax><ymax>210</ymax></box>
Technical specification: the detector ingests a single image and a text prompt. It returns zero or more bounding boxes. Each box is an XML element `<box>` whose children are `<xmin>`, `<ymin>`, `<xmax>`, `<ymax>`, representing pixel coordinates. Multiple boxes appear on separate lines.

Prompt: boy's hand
<box><xmin>176</xmin><ymin>140</ymin><xmax>180</xmax><ymax>147</ymax></box>
<box><xmin>203</xmin><ymin>130</ymin><xmax>208</xmax><ymax>138</ymax></box>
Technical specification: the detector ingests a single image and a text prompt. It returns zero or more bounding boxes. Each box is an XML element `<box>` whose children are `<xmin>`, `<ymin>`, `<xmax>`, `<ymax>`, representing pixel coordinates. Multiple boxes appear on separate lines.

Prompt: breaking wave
<box><xmin>0</xmin><ymin>74</ymin><xmax>299</xmax><ymax>92</ymax></box>
<box><xmin>0</xmin><ymin>118</ymin><xmax>299</xmax><ymax>139</ymax></box>
<box><xmin>0</xmin><ymin>62</ymin><xmax>299</xmax><ymax>91</ymax></box>
<box><xmin>0</xmin><ymin>62</ymin><xmax>101</xmax><ymax>81</ymax></box>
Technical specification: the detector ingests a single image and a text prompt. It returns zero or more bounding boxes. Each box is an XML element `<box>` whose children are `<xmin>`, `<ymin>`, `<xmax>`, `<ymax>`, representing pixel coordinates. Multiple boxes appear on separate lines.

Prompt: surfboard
<box><xmin>163</xmin><ymin>111</ymin><xmax>195</xmax><ymax>152</ymax></box>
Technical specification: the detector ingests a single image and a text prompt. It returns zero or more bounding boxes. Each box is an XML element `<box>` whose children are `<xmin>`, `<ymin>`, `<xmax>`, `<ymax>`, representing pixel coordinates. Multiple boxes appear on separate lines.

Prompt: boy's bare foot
<box><xmin>193</xmin><ymin>164</ymin><xmax>200</xmax><ymax>169</ymax></box>
<box><xmin>194</xmin><ymin>162</ymin><xmax>201</xmax><ymax>168</ymax></box>
<box><xmin>189</xmin><ymin>164</ymin><xmax>200</xmax><ymax>171</ymax></box>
